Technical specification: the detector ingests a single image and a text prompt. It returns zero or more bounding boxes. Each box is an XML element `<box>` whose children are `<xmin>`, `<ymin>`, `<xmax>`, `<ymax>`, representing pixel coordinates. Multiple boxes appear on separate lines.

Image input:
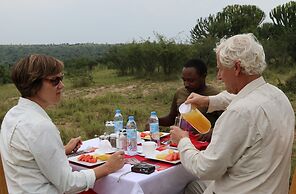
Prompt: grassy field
<box><xmin>1</xmin><ymin>66</ymin><xmax>296</xmax><ymax>182</ymax></box>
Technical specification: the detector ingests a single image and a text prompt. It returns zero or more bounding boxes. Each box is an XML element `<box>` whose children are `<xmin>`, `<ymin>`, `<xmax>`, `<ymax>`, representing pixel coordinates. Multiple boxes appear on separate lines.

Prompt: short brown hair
<box><xmin>11</xmin><ymin>54</ymin><xmax>64</xmax><ymax>97</ymax></box>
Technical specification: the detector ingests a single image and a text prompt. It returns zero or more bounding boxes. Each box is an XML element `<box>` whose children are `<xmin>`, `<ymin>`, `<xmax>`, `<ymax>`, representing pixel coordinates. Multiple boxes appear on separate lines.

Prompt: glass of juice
<box><xmin>178</xmin><ymin>103</ymin><xmax>211</xmax><ymax>134</ymax></box>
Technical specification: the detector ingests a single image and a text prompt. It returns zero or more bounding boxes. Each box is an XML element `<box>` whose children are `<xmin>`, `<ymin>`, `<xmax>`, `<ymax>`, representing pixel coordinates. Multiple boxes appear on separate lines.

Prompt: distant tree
<box><xmin>257</xmin><ymin>23</ymin><xmax>282</xmax><ymax>40</ymax></box>
<box><xmin>156</xmin><ymin>34</ymin><xmax>190</xmax><ymax>75</ymax></box>
<box><xmin>190</xmin><ymin>14</ymin><xmax>220</xmax><ymax>43</ymax></box>
<box><xmin>64</xmin><ymin>58</ymin><xmax>97</xmax><ymax>87</ymax></box>
<box><xmin>190</xmin><ymin>4</ymin><xmax>265</xmax><ymax>43</ymax></box>
<box><xmin>217</xmin><ymin>5</ymin><xmax>265</xmax><ymax>36</ymax></box>
<box><xmin>103</xmin><ymin>45</ymin><xmax>132</xmax><ymax>76</ymax></box>
<box><xmin>270</xmin><ymin>1</ymin><xmax>296</xmax><ymax>30</ymax></box>
<box><xmin>192</xmin><ymin>36</ymin><xmax>217</xmax><ymax>68</ymax></box>
<box><xmin>0</xmin><ymin>65</ymin><xmax>11</xmax><ymax>84</ymax></box>
<box><xmin>137</xmin><ymin>41</ymin><xmax>159</xmax><ymax>75</ymax></box>
<box><xmin>269</xmin><ymin>1</ymin><xmax>296</xmax><ymax>61</ymax></box>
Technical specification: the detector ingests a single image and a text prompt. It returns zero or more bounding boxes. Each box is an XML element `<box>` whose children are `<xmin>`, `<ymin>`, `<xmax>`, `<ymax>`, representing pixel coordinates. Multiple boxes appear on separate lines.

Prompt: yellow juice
<box><xmin>182</xmin><ymin>109</ymin><xmax>211</xmax><ymax>134</ymax></box>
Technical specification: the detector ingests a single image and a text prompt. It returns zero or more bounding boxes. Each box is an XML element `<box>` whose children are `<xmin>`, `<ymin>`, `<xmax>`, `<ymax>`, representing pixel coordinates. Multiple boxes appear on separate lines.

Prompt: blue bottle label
<box><xmin>114</xmin><ymin>121</ymin><xmax>123</xmax><ymax>133</ymax></box>
<box><xmin>150</xmin><ymin>123</ymin><xmax>159</xmax><ymax>133</ymax></box>
<box><xmin>127</xmin><ymin>129</ymin><xmax>137</xmax><ymax>139</ymax></box>
<box><xmin>150</xmin><ymin>123</ymin><xmax>159</xmax><ymax>140</ymax></box>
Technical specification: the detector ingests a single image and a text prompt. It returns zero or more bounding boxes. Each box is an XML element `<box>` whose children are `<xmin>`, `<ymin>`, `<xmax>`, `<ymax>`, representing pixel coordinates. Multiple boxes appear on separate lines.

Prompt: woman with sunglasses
<box><xmin>0</xmin><ymin>54</ymin><xmax>125</xmax><ymax>193</ymax></box>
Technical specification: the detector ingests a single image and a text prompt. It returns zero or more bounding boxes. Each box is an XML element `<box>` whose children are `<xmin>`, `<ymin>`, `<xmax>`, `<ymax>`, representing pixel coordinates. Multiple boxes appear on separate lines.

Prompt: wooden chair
<box><xmin>290</xmin><ymin>168</ymin><xmax>296</xmax><ymax>194</ymax></box>
<box><xmin>0</xmin><ymin>154</ymin><xmax>8</xmax><ymax>194</ymax></box>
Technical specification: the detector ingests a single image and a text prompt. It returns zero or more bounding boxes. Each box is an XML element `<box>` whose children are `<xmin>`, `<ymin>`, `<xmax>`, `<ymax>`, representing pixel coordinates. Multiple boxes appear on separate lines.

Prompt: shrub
<box><xmin>279</xmin><ymin>74</ymin><xmax>296</xmax><ymax>94</ymax></box>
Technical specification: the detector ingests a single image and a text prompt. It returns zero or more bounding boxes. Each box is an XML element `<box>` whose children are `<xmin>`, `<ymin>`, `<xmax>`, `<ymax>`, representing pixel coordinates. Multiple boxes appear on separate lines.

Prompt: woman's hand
<box><xmin>64</xmin><ymin>136</ymin><xmax>82</xmax><ymax>155</ymax></box>
<box><xmin>94</xmin><ymin>151</ymin><xmax>125</xmax><ymax>179</ymax></box>
<box><xmin>104</xmin><ymin>151</ymin><xmax>125</xmax><ymax>174</ymax></box>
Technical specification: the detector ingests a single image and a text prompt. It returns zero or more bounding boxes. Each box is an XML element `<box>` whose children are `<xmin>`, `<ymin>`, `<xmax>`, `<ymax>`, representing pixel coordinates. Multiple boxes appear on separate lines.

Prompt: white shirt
<box><xmin>0</xmin><ymin>97</ymin><xmax>96</xmax><ymax>194</ymax></box>
<box><xmin>178</xmin><ymin>77</ymin><xmax>295</xmax><ymax>194</ymax></box>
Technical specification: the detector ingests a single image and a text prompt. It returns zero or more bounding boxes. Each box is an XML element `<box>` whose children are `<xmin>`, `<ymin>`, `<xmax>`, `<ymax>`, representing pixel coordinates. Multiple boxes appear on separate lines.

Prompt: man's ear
<box><xmin>234</xmin><ymin>61</ymin><xmax>241</xmax><ymax>76</ymax></box>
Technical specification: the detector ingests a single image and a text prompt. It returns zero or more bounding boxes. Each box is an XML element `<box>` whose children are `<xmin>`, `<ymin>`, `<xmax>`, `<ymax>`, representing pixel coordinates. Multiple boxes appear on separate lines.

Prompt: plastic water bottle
<box><xmin>126</xmin><ymin>116</ymin><xmax>138</xmax><ymax>156</ymax></box>
<box><xmin>149</xmin><ymin>111</ymin><xmax>160</xmax><ymax>146</ymax></box>
<box><xmin>114</xmin><ymin>109</ymin><xmax>123</xmax><ymax>134</ymax></box>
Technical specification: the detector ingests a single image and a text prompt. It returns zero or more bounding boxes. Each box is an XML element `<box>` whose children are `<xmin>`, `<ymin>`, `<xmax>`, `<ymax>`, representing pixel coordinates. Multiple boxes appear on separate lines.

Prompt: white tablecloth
<box><xmin>70</xmin><ymin>138</ymin><xmax>196</xmax><ymax>194</ymax></box>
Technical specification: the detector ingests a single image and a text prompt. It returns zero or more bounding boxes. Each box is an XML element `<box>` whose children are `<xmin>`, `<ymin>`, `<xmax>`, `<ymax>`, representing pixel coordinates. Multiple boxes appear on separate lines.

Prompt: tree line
<box><xmin>105</xmin><ymin>2</ymin><xmax>295</xmax><ymax>76</ymax></box>
<box><xmin>0</xmin><ymin>2</ymin><xmax>295</xmax><ymax>85</ymax></box>
<box><xmin>0</xmin><ymin>44</ymin><xmax>109</xmax><ymax>84</ymax></box>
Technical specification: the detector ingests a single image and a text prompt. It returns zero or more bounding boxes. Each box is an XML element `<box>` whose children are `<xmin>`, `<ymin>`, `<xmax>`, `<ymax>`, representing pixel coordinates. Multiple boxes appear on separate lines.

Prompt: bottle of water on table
<box><xmin>114</xmin><ymin>109</ymin><xmax>123</xmax><ymax>134</ymax></box>
<box><xmin>149</xmin><ymin>111</ymin><xmax>160</xmax><ymax>146</ymax></box>
<box><xmin>126</xmin><ymin>116</ymin><xmax>138</xmax><ymax>156</ymax></box>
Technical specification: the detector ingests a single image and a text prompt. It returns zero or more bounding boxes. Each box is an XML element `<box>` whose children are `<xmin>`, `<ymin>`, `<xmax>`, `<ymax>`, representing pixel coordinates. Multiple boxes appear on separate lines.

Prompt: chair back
<box><xmin>290</xmin><ymin>168</ymin><xmax>296</xmax><ymax>194</ymax></box>
<box><xmin>0</xmin><ymin>154</ymin><xmax>8</xmax><ymax>194</ymax></box>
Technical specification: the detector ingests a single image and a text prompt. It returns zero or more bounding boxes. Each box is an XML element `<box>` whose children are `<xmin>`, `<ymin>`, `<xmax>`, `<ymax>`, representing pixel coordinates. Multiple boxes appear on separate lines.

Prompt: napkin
<box><xmin>163</xmin><ymin>133</ymin><xmax>209</xmax><ymax>150</ymax></box>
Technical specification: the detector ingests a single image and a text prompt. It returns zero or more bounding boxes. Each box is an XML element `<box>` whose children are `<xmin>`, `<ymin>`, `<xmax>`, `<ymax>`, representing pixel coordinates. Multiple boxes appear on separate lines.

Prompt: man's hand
<box><xmin>170</xmin><ymin>126</ymin><xmax>189</xmax><ymax>145</ymax></box>
<box><xmin>185</xmin><ymin>93</ymin><xmax>209</xmax><ymax>109</ymax></box>
<box><xmin>64</xmin><ymin>136</ymin><xmax>82</xmax><ymax>155</ymax></box>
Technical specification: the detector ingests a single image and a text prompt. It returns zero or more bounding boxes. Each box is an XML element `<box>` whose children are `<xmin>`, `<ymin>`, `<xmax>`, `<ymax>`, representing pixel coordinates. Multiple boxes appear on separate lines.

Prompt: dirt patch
<box><xmin>64</xmin><ymin>83</ymin><xmax>140</xmax><ymax>99</ymax></box>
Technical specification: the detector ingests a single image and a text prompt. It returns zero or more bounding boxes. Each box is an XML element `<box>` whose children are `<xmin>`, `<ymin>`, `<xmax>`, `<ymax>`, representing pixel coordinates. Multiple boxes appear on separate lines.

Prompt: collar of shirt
<box><xmin>228</xmin><ymin>76</ymin><xmax>266</xmax><ymax>109</ymax></box>
<box><xmin>18</xmin><ymin>97</ymin><xmax>52</xmax><ymax>121</ymax></box>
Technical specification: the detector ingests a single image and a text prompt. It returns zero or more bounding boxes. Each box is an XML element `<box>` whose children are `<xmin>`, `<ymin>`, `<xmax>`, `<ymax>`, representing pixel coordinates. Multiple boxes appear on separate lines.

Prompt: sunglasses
<box><xmin>44</xmin><ymin>74</ymin><xmax>64</xmax><ymax>86</ymax></box>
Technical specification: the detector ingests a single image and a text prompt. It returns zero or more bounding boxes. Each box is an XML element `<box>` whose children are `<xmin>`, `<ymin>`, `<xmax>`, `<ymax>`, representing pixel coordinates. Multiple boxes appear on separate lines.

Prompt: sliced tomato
<box><xmin>176</xmin><ymin>152</ymin><xmax>180</xmax><ymax>160</ymax></box>
<box><xmin>89</xmin><ymin>158</ymin><xmax>97</xmax><ymax>163</ymax></box>
<box><xmin>156</xmin><ymin>145</ymin><xmax>166</xmax><ymax>151</ymax></box>
<box><xmin>165</xmin><ymin>153</ymin><xmax>174</xmax><ymax>161</ymax></box>
<box><xmin>140</xmin><ymin>132</ymin><xmax>147</xmax><ymax>138</ymax></box>
<box><xmin>78</xmin><ymin>154</ymin><xmax>86</xmax><ymax>161</ymax></box>
<box><xmin>172</xmin><ymin>152</ymin><xmax>178</xmax><ymax>161</ymax></box>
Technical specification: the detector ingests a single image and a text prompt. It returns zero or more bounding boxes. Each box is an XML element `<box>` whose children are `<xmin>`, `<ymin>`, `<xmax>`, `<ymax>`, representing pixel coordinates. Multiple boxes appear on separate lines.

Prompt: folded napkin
<box><xmin>79</xmin><ymin>189</ymin><xmax>97</xmax><ymax>194</ymax></box>
<box><xmin>162</xmin><ymin>133</ymin><xmax>209</xmax><ymax>150</ymax></box>
<box><xmin>188</xmin><ymin>133</ymin><xmax>209</xmax><ymax>150</ymax></box>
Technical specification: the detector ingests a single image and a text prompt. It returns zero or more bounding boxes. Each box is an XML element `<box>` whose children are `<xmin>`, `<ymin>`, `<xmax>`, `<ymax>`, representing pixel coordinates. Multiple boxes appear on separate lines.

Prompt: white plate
<box><xmin>94</xmin><ymin>148</ymin><xmax>117</xmax><ymax>154</ymax></box>
<box><xmin>144</xmin><ymin>149</ymin><xmax>181</xmax><ymax>164</ymax></box>
<box><xmin>141</xmin><ymin>132</ymin><xmax>170</xmax><ymax>140</ymax></box>
<box><xmin>68</xmin><ymin>153</ymin><xmax>106</xmax><ymax>167</ymax></box>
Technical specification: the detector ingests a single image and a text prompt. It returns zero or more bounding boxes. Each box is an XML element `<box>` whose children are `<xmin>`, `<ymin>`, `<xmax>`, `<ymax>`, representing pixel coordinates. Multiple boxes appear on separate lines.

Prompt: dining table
<box><xmin>69</xmin><ymin>137</ymin><xmax>197</xmax><ymax>194</ymax></box>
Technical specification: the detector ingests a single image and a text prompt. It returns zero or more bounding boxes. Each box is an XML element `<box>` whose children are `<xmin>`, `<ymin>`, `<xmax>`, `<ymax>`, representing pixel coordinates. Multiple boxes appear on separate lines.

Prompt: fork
<box><xmin>124</xmin><ymin>158</ymin><xmax>141</xmax><ymax>165</ymax></box>
<box><xmin>117</xmin><ymin>171</ymin><xmax>132</xmax><ymax>182</ymax></box>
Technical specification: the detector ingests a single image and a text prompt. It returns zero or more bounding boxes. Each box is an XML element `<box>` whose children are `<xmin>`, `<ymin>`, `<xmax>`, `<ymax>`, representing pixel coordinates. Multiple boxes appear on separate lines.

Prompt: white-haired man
<box><xmin>170</xmin><ymin>33</ymin><xmax>295</xmax><ymax>194</ymax></box>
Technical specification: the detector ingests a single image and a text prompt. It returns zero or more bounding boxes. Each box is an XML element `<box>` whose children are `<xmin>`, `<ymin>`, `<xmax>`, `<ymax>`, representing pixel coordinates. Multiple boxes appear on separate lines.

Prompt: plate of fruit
<box><xmin>68</xmin><ymin>153</ymin><xmax>111</xmax><ymax>167</ymax></box>
<box><xmin>145</xmin><ymin>149</ymin><xmax>180</xmax><ymax>164</ymax></box>
<box><xmin>140</xmin><ymin>131</ymin><xmax>169</xmax><ymax>140</ymax></box>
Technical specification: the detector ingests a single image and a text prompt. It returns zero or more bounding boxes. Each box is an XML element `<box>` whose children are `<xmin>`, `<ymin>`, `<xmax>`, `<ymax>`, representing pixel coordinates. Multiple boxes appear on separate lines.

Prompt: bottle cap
<box><xmin>115</xmin><ymin>109</ymin><xmax>121</xmax><ymax>113</ymax></box>
<box><xmin>151</xmin><ymin>111</ymin><xmax>157</xmax><ymax>116</ymax></box>
<box><xmin>128</xmin><ymin>115</ymin><xmax>134</xmax><ymax>120</ymax></box>
<box><xmin>179</xmin><ymin>103</ymin><xmax>191</xmax><ymax>114</ymax></box>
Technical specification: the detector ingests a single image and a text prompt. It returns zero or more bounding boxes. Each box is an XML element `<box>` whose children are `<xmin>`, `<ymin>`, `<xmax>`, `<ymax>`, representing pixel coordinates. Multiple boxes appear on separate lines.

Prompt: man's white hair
<box><xmin>215</xmin><ymin>33</ymin><xmax>267</xmax><ymax>75</ymax></box>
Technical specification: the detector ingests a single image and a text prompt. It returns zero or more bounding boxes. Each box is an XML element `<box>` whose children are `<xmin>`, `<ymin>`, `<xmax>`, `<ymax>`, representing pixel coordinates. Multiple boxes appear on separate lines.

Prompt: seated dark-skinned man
<box><xmin>158</xmin><ymin>58</ymin><xmax>222</xmax><ymax>142</ymax></box>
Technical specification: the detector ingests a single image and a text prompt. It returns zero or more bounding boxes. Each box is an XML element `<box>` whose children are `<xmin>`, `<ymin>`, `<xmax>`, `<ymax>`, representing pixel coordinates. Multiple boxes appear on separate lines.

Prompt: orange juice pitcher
<box><xmin>179</xmin><ymin>103</ymin><xmax>211</xmax><ymax>134</ymax></box>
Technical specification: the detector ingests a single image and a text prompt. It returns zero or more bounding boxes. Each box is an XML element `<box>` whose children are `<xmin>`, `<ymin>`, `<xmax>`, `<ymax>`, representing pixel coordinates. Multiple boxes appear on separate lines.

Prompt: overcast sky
<box><xmin>0</xmin><ymin>0</ymin><xmax>292</xmax><ymax>44</ymax></box>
